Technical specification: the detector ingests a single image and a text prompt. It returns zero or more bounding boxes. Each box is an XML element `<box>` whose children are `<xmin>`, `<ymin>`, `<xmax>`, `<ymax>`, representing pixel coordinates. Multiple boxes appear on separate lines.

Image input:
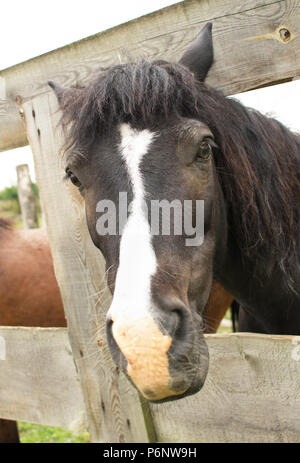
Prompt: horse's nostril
<box><xmin>159</xmin><ymin>297</ymin><xmax>190</xmax><ymax>339</ymax></box>
<box><xmin>172</xmin><ymin>306</ymin><xmax>186</xmax><ymax>338</ymax></box>
<box><xmin>172</xmin><ymin>304</ymin><xmax>192</xmax><ymax>345</ymax></box>
<box><xmin>157</xmin><ymin>297</ymin><xmax>195</xmax><ymax>361</ymax></box>
<box><xmin>172</xmin><ymin>309</ymin><xmax>181</xmax><ymax>335</ymax></box>
<box><xmin>106</xmin><ymin>316</ymin><xmax>113</xmax><ymax>338</ymax></box>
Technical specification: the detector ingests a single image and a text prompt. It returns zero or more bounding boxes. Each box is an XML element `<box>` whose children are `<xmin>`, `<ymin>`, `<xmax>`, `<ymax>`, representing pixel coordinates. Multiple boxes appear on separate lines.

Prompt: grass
<box><xmin>18</xmin><ymin>422</ymin><xmax>90</xmax><ymax>443</ymax></box>
<box><xmin>0</xmin><ymin>199</ymin><xmax>42</xmax><ymax>228</ymax></box>
<box><xmin>0</xmin><ymin>199</ymin><xmax>20</xmax><ymax>219</ymax></box>
<box><xmin>216</xmin><ymin>308</ymin><xmax>234</xmax><ymax>334</ymax></box>
<box><xmin>217</xmin><ymin>324</ymin><xmax>232</xmax><ymax>334</ymax></box>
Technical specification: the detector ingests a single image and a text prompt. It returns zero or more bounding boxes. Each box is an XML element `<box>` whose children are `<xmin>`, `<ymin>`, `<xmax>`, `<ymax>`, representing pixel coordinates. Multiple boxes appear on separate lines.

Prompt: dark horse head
<box><xmin>49</xmin><ymin>23</ymin><xmax>300</xmax><ymax>401</ymax></box>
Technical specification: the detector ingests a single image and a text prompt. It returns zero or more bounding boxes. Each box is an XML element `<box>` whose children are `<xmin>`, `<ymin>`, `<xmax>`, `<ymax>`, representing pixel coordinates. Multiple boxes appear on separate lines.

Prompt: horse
<box><xmin>48</xmin><ymin>22</ymin><xmax>300</xmax><ymax>402</ymax></box>
<box><xmin>0</xmin><ymin>217</ymin><xmax>65</xmax><ymax>327</ymax></box>
<box><xmin>0</xmin><ymin>215</ymin><xmax>233</xmax><ymax>441</ymax></box>
<box><xmin>0</xmin><ymin>217</ymin><xmax>65</xmax><ymax>443</ymax></box>
<box><xmin>203</xmin><ymin>281</ymin><xmax>235</xmax><ymax>333</ymax></box>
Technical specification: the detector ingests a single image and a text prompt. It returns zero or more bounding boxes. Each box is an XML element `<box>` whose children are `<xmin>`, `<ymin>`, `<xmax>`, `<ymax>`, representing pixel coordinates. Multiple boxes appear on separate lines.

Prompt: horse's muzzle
<box><xmin>106</xmin><ymin>296</ymin><xmax>209</xmax><ymax>401</ymax></box>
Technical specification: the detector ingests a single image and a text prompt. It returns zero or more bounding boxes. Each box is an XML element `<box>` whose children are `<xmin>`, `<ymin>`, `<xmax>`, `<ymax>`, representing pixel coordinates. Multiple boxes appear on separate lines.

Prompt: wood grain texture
<box><xmin>16</xmin><ymin>164</ymin><xmax>38</xmax><ymax>229</ymax></box>
<box><xmin>22</xmin><ymin>93</ymin><xmax>154</xmax><ymax>443</ymax></box>
<box><xmin>1</xmin><ymin>0</ymin><xmax>299</xmax><ymax>151</ymax></box>
<box><xmin>2</xmin><ymin>325</ymin><xmax>299</xmax><ymax>441</ymax></box>
<box><xmin>150</xmin><ymin>333</ymin><xmax>300</xmax><ymax>443</ymax></box>
<box><xmin>0</xmin><ymin>327</ymin><xmax>86</xmax><ymax>430</ymax></box>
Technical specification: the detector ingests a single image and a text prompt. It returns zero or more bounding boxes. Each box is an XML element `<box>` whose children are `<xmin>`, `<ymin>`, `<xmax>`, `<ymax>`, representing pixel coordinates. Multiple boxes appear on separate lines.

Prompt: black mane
<box><xmin>60</xmin><ymin>60</ymin><xmax>201</xmax><ymax>152</ymax></box>
<box><xmin>60</xmin><ymin>60</ymin><xmax>300</xmax><ymax>290</ymax></box>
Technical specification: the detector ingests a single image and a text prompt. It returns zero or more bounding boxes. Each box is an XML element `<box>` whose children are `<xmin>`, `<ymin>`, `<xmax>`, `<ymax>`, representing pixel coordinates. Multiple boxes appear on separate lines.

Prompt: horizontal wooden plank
<box><xmin>150</xmin><ymin>332</ymin><xmax>300</xmax><ymax>443</ymax></box>
<box><xmin>1</xmin><ymin>326</ymin><xmax>300</xmax><ymax>441</ymax></box>
<box><xmin>0</xmin><ymin>0</ymin><xmax>299</xmax><ymax>152</ymax></box>
<box><xmin>0</xmin><ymin>326</ymin><xmax>87</xmax><ymax>431</ymax></box>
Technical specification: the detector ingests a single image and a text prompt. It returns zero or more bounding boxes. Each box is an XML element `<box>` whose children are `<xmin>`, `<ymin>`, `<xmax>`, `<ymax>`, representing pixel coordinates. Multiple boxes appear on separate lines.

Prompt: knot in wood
<box><xmin>279</xmin><ymin>28</ymin><xmax>291</xmax><ymax>43</ymax></box>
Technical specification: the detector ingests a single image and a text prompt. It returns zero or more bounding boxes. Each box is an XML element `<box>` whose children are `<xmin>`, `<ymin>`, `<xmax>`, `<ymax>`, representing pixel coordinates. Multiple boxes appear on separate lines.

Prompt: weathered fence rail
<box><xmin>0</xmin><ymin>0</ymin><xmax>299</xmax><ymax>443</ymax></box>
<box><xmin>0</xmin><ymin>327</ymin><xmax>86</xmax><ymax>430</ymax></box>
<box><xmin>0</xmin><ymin>0</ymin><xmax>299</xmax><ymax>151</ymax></box>
<box><xmin>151</xmin><ymin>333</ymin><xmax>300</xmax><ymax>443</ymax></box>
<box><xmin>0</xmin><ymin>329</ymin><xmax>299</xmax><ymax>442</ymax></box>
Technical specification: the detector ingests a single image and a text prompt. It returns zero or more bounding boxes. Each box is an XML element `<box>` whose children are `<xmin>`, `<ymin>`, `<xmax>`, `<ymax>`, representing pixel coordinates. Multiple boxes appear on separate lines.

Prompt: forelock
<box><xmin>59</xmin><ymin>60</ymin><xmax>202</xmax><ymax>156</ymax></box>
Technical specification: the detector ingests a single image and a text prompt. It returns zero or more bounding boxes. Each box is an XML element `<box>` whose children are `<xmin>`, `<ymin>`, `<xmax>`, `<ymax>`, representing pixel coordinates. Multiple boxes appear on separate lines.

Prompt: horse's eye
<box><xmin>196</xmin><ymin>140</ymin><xmax>213</xmax><ymax>161</ymax></box>
<box><xmin>65</xmin><ymin>168</ymin><xmax>82</xmax><ymax>188</ymax></box>
<box><xmin>70</xmin><ymin>175</ymin><xmax>81</xmax><ymax>188</ymax></box>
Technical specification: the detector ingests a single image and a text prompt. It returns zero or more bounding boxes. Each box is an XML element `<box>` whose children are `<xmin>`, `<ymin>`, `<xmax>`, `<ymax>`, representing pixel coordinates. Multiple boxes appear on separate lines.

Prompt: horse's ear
<box><xmin>48</xmin><ymin>81</ymin><xmax>78</xmax><ymax>106</ymax></box>
<box><xmin>179</xmin><ymin>22</ymin><xmax>213</xmax><ymax>81</ymax></box>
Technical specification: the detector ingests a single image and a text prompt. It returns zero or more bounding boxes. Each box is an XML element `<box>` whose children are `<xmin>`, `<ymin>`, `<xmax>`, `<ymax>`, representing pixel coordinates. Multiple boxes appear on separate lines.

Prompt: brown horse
<box><xmin>0</xmin><ymin>217</ymin><xmax>65</xmax><ymax>443</ymax></box>
<box><xmin>0</xmin><ymin>218</ymin><xmax>65</xmax><ymax>327</ymax></box>
<box><xmin>203</xmin><ymin>281</ymin><xmax>234</xmax><ymax>333</ymax></box>
<box><xmin>0</xmin><ymin>216</ymin><xmax>232</xmax><ymax>440</ymax></box>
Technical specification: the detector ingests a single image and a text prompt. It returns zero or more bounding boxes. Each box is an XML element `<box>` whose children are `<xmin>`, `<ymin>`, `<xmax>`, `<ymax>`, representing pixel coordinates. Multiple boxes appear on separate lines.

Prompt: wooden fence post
<box><xmin>16</xmin><ymin>163</ymin><xmax>38</xmax><ymax>229</ymax></box>
<box><xmin>0</xmin><ymin>419</ymin><xmax>19</xmax><ymax>443</ymax></box>
<box><xmin>21</xmin><ymin>92</ymin><xmax>156</xmax><ymax>443</ymax></box>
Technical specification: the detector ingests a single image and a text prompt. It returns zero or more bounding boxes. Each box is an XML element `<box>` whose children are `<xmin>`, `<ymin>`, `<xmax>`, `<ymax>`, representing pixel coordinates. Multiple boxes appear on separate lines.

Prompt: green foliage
<box><xmin>32</xmin><ymin>183</ymin><xmax>39</xmax><ymax>197</ymax></box>
<box><xmin>0</xmin><ymin>185</ymin><xmax>18</xmax><ymax>200</ymax></box>
<box><xmin>0</xmin><ymin>182</ymin><xmax>41</xmax><ymax>222</ymax></box>
<box><xmin>0</xmin><ymin>183</ymin><xmax>39</xmax><ymax>201</ymax></box>
<box><xmin>0</xmin><ymin>199</ymin><xmax>20</xmax><ymax>217</ymax></box>
<box><xmin>217</xmin><ymin>308</ymin><xmax>233</xmax><ymax>334</ymax></box>
<box><xmin>18</xmin><ymin>422</ymin><xmax>90</xmax><ymax>443</ymax></box>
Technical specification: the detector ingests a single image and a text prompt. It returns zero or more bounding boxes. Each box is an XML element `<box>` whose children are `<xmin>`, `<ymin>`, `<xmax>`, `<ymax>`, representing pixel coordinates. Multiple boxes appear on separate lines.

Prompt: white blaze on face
<box><xmin>108</xmin><ymin>123</ymin><xmax>157</xmax><ymax>322</ymax></box>
<box><xmin>107</xmin><ymin>124</ymin><xmax>181</xmax><ymax>401</ymax></box>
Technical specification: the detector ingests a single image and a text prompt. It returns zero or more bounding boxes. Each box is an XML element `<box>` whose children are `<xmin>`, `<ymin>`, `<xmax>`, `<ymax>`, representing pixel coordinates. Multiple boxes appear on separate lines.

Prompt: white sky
<box><xmin>0</xmin><ymin>0</ymin><xmax>299</xmax><ymax>190</ymax></box>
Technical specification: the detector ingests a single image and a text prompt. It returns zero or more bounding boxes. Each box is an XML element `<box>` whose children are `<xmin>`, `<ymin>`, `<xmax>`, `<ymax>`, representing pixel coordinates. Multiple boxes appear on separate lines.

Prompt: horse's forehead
<box><xmin>119</xmin><ymin>123</ymin><xmax>156</xmax><ymax>162</ymax></box>
<box><xmin>118</xmin><ymin>122</ymin><xmax>155</xmax><ymax>194</ymax></box>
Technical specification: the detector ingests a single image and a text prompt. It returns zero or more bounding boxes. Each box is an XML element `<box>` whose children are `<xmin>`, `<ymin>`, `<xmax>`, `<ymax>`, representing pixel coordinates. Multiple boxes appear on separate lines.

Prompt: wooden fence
<box><xmin>0</xmin><ymin>0</ymin><xmax>300</xmax><ymax>443</ymax></box>
<box><xmin>16</xmin><ymin>164</ymin><xmax>38</xmax><ymax>229</ymax></box>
